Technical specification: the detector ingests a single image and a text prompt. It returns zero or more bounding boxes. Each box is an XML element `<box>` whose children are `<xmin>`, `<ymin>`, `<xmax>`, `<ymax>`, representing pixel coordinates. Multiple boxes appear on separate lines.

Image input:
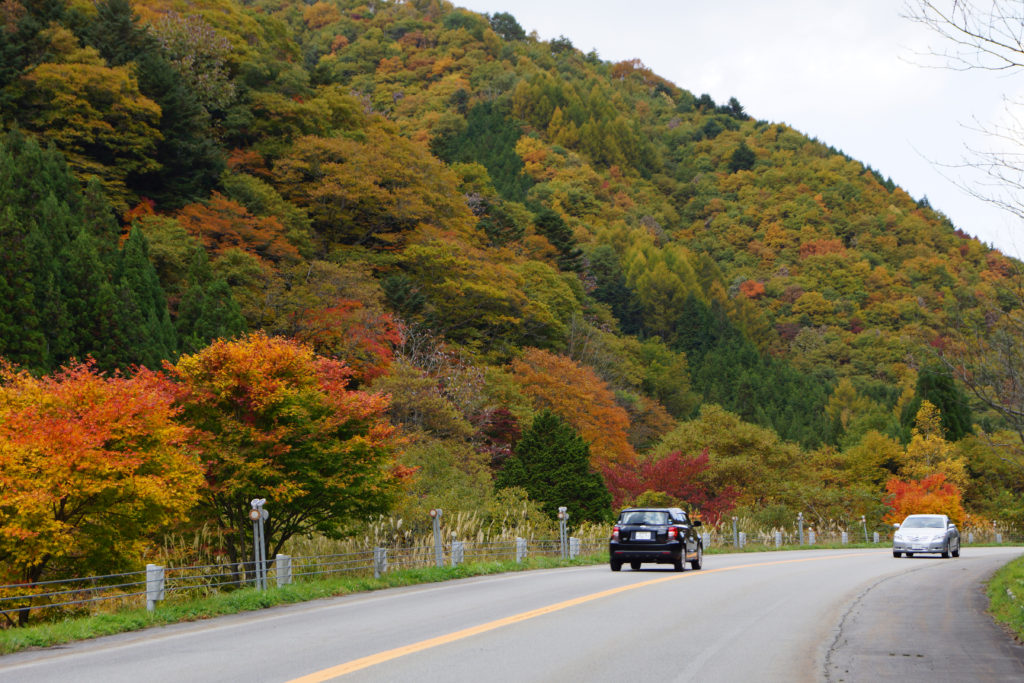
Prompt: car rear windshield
<box><xmin>902</xmin><ymin>516</ymin><xmax>944</xmax><ymax>528</ymax></box>
<box><xmin>620</xmin><ymin>511</ymin><xmax>669</xmax><ymax>525</ymax></box>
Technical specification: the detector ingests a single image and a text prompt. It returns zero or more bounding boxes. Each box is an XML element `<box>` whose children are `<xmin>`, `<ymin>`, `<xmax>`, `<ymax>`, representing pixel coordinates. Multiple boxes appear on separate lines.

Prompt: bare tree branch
<box><xmin>903</xmin><ymin>2</ymin><xmax>1024</xmax><ymax>223</ymax></box>
<box><xmin>903</xmin><ymin>1</ymin><xmax>1024</xmax><ymax>71</ymax></box>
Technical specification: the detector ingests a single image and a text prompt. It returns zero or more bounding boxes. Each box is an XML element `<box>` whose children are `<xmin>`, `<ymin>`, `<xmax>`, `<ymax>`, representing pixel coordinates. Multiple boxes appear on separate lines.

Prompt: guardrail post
<box><xmin>557</xmin><ymin>507</ymin><xmax>569</xmax><ymax>559</ymax></box>
<box><xmin>738</xmin><ymin>532</ymin><xmax>746</xmax><ymax>548</ymax></box>
<box><xmin>775</xmin><ymin>531</ymin><xmax>782</xmax><ymax>548</ymax></box>
<box><xmin>373</xmin><ymin>547</ymin><xmax>387</xmax><ymax>578</ymax></box>
<box><xmin>146</xmin><ymin>564</ymin><xmax>165</xmax><ymax>612</ymax></box>
<box><xmin>968</xmin><ymin>531</ymin><xmax>975</xmax><ymax>544</ymax></box>
<box><xmin>516</xmin><ymin>537</ymin><xmax>527</xmax><ymax>563</ymax></box>
<box><xmin>997</xmin><ymin>533</ymin><xmax>1003</xmax><ymax>544</ymax></box>
<box><xmin>841</xmin><ymin>531</ymin><xmax>849</xmax><ymax>545</ymax></box>
<box><xmin>249</xmin><ymin>498</ymin><xmax>268</xmax><ymax>590</ymax></box>
<box><xmin>569</xmin><ymin>537</ymin><xmax>580</xmax><ymax>559</ymax></box>
<box><xmin>430</xmin><ymin>509</ymin><xmax>443</xmax><ymax>568</ymax></box>
<box><xmin>702</xmin><ymin>532</ymin><xmax>710</xmax><ymax>548</ymax></box>
<box><xmin>276</xmin><ymin>554</ymin><xmax>292</xmax><ymax>587</ymax></box>
<box><xmin>732</xmin><ymin>517</ymin><xmax>738</xmax><ymax>548</ymax></box>
<box><xmin>873</xmin><ymin>531</ymin><xmax>879</xmax><ymax>544</ymax></box>
<box><xmin>798</xmin><ymin>512</ymin><xmax>804</xmax><ymax>545</ymax></box>
<box><xmin>451</xmin><ymin>541</ymin><xmax>464</xmax><ymax>567</ymax></box>
<box><xmin>809</xmin><ymin>529</ymin><xmax>816</xmax><ymax>545</ymax></box>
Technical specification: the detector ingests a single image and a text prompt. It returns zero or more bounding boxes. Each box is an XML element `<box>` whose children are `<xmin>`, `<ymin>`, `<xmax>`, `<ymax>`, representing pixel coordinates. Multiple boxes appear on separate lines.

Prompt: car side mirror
<box><xmin>692</xmin><ymin>520</ymin><xmax>702</xmax><ymax>527</ymax></box>
<box><xmin>892</xmin><ymin>523</ymin><xmax>900</xmax><ymax>529</ymax></box>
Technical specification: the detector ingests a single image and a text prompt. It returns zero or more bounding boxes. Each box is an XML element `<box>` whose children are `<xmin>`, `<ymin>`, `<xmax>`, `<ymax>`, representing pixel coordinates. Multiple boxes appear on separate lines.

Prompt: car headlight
<box><xmin>894</xmin><ymin>532</ymin><xmax>905</xmax><ymax>541</ymax></box>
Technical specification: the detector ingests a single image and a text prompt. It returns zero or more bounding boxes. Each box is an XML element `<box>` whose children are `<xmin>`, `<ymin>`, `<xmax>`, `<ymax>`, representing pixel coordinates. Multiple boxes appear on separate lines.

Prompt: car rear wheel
<box><xmin>893</xmin><ymin>551</ymin><xmax>901</xmax><ymax>558</ymax></box>
<box><xmin>673</xmin><ymin>556</ymin><xmax>684</xmax><ymax>572</ymax></box>
<box><xmin>952</xmin><ymin>544</ymin><xmax>960</xmax><ymax>557</ymax></box>
<box><xmin>610</xmin><ymin>561</ymin><xmax>622</xmax><ymax>571</ymax></box>
<box><xmin>690</xmin><ymin>545</ymin><xmax>703</xmax><ymax>570</ymax></box>
<box><xmin>630</xmin><ymin>561</ymin><xmax>641</xmax><ymax>571</ymax></box>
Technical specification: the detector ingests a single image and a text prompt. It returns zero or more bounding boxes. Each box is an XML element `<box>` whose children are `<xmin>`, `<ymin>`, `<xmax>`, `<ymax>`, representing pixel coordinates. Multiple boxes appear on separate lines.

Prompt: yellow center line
<box><xmin>286</xmin><ymin>551</ymin><xmax>877</xmax><ymax>682</ymax></box>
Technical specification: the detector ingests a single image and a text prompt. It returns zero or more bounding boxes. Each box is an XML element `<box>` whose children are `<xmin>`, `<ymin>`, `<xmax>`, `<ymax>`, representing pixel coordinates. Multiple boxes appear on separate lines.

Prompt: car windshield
<box><xmin>621</xmin><ymin>511</ymin><xmax>669</xmax><ymax>525</ymax></box>
<box><xmin>901</xmin><ymin>516</ymin><xmax>945</xmax><ymax>529</ymax></box>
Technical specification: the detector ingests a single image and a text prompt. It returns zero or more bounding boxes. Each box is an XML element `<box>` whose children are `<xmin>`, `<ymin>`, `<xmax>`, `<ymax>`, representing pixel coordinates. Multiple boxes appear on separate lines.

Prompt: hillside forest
<box><xmin>2</xmin><ymin>0</ymin><xmax>1024</xmax><ymax>591</ymax></box>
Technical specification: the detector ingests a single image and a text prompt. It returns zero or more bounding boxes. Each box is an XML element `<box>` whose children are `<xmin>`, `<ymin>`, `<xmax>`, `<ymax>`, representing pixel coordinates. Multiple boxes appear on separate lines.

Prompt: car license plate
<box><xmin>913</xmin><ymin>546</ymin><xmax>925</xmax><ymax>550</ymax></box>
<box><xmin>634</xmin><ymin>531</ymin><xmax>652</xmax><ymax>540</ymax></box>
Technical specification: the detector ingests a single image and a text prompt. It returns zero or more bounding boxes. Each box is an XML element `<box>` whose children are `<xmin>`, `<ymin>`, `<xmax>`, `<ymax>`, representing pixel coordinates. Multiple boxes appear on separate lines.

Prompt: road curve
<box><xmin>1</xmin><ymin>547</ymin><xmax>1022</xmax><ymax>682</ymax></box>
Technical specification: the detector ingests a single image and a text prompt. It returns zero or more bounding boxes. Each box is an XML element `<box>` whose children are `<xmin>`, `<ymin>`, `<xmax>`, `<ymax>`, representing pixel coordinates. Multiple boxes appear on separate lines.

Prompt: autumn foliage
<box><xmin>737</xmin><ymin>280</ymin><xmax>766</xmax><ymax>299</ymax></box>
<box><xmin>601</xmin><ymin>449</ymin><xmax>738</xmax><ymax>524</ymax></box>
<box><xmin>883</xmin><ymin>474</ymin><xmax>965</xmax><ymax>525</ymax></box>
<box><xmin>166</xmin><ymin>333</ymin><xmax>404</xmax><ymax>563</ymax></box>
<box><xmin>0</xmin><ymin>361</ymin><xmax>201</xmax><ymax>607</ymax></box>
<box><xmin>175</xmin><ymin>193</ymin><xmax>301</xmax><ymax>264</ymax></box>
<box><xmin>290</xmin><ymin>300</ymin><xmax>403</xmax><ymax>383</ymax></box>
<box><xmin>3</xmin><ymin>0</ymin><xmax>1024</xmax><ymax>598</ymax></box>
<box><xmin>512</xmin><ymin>348</ymin><xmax>637</xmax><ymax>469</ymax></box>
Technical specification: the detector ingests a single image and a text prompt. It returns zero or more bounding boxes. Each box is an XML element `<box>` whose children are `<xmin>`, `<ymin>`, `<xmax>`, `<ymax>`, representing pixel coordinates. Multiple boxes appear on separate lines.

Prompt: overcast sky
<box><xmin>456</xmin><ymin>0</ymin><xmax>1024</xmax><ymax>257</ymax></box>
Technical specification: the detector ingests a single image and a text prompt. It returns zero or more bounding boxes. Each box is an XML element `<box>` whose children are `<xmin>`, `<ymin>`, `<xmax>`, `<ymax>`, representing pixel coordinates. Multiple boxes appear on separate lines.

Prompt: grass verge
<box><xmin>988</xmin><ymin>553</ymin><xmax>1024</xmax><ymax>641</ymax></box>
<box><xmin>0</xmin><ymin>554</ymin><xmax>604</xmax><ymax>656</ymax></box>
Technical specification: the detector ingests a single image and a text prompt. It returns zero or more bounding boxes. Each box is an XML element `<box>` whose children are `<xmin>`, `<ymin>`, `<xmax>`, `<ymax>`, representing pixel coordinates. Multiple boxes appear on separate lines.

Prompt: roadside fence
<box><xmin>0</xmin><ymin>534</ymin><xmax>604</xmax><ymax>625</ymax></box>
<box><xmin>5</xmin><ymin>503</ymin><xmax>1017</xmax><ymax>627</ymax></box>
<box><xmin>700</xmin><ymin>515</ymin><xmax>1021</xmax><ymax>550</ymax></box>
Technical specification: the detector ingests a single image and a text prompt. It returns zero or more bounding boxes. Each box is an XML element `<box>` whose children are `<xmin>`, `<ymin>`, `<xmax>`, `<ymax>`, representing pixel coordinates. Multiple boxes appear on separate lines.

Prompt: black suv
<box><xmin>609</xmin><ymin>507</ymin><xmax>703</xmax><ymax>572</ymax></box>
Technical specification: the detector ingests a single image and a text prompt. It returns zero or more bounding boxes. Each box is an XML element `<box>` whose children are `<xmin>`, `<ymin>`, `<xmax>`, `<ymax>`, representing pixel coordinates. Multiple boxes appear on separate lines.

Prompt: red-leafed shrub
<box><xmin>883</xmin><ymin>473</ymin><xmax>964</xmax><ymax>525</ymax></box>
<box><xmin>601</xmin><ymin>449</ymin><xmax>738</xmax><ymax>524</ymax></box>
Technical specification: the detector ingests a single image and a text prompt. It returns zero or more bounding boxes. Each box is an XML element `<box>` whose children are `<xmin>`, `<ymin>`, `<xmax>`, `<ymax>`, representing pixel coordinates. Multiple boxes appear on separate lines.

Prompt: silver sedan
<box><xmin>892</xmin><ymin>514</ymin><xmax>961</xmax><ymax>558</ymax></box>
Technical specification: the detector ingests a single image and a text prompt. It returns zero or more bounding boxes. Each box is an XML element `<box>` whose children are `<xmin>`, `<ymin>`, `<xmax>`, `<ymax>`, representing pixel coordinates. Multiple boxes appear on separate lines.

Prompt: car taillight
<box><xmin>611</xmin><ymin>525</ymin><xmax>620</xmax><ymax>541</ymax></box>
<box><xmin>667</xmin><ymin>527</ymin><xmax>678</xmax><ymax>540</ymax></box>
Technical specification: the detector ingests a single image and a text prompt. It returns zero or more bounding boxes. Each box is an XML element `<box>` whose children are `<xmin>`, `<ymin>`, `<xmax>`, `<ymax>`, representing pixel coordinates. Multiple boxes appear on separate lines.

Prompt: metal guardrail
<box><xmin>0</xmin><ymin>537</ymin><xmax>605</xmax><ymax>623</ymax></box>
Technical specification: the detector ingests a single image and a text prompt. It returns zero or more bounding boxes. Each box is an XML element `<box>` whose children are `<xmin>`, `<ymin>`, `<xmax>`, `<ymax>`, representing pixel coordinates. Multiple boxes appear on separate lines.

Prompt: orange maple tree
<box><xmin>166</xmin><ymin>333</ymin><xmax>408</xmax><ymax>567</ymax></box>
<box><xmin>883</xmin><ymin>473</ymin><xmax>965</xmax><ymax>525</ymax></box>
<box><xmin>175</xmin><ymin>192</ymin><xmax>301</xmax><ymax>264</ymax></box>
<box><xmin>511</xmin><ymin>348</ymin><xmax>637</xmax><ymax>469</ymax></box>
<box><xmin>290</xmin><ymin>300</ymin><xmax>404</xmax><ymax>383</ymax></box>
<box><xmin>737</xmin><ymin>280</ymin><xmax>766</xmax><ymax>299</ymax></box>
<box><xmin>0</xmin><ymin>361</ymin><xmax>201</xmax><ymax>621</ymax></box>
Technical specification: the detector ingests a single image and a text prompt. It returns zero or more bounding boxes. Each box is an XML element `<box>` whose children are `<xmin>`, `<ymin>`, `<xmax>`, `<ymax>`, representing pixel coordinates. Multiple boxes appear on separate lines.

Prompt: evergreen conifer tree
<box><xmin>132</xmin><ymin>50</ymin><xmax>225</xmax><ymax>208</ymax></box>
<box><xmin>59</xmin><ymin>227</ymin><xmax>122</xmax><ymax>368</ymax></box>
<box><xmin>80</xmin><ymin>179</ymin><xmax>121</xmax><ymax>268</ymax></box>
<box><xmin>495</xmin><ymin>410</ymin><xmax>612</xmax><ymax>523</ymax></box>
<box><xmin>0</xmin><ymin>132</ymin><xmax>79</xmax><ymax>371</ymax></box>
<box><xmin>728</xmin><ymin>140</ymin><xmax>756</xmax><ymax>173</ymax></box>
<box><xmin>112</xmin><ymin>226</ymin><xmax>178</xmax><ymax>368</ymax></box>
<box><xmin>175</xmin><ymin>249</ymin><xmax>246</xmax><ymax>354</ymax></box>
<box><xmin>532</xmin><ymin>206</ymin><xmax>583</xmax><ymax>271</ymax></box>
<box><xmin>88</xmin><ymin>0</ymin><xmax>152</xmax><ymax>67</ymax></box>
<box><xmin>900</xmin><ymin>365</ymin><xmax>974</xmax><ymax>442</ymax></box>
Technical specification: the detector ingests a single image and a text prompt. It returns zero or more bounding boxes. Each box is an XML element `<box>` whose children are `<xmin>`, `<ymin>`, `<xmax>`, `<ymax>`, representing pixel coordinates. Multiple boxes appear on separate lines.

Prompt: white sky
<box><xmin>456</xmin><ymin>0</ymin><xmax>1024</xmax><ymax>258</ymax></box>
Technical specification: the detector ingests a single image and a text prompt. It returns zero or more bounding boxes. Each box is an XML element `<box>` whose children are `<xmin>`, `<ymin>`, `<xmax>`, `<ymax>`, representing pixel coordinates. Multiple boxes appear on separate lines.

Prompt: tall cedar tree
<box><xmin>899</xmin><ymin>365</ymin><xmax>973</xmax><ymax>442</ymax></box>
<box><xmin>112</xmin><ymin>226</ymin><xmax>179</xmax><ymax>369</ymax></box>
<box><xmin>0</xmin><ymin>131</ymin><xmax>76</xmax><ymax>371</ymax></box>
<box><xmin>495</xmin><ymin>409</ymin><xmax>612</xmax><ymax>523</ymax></box>
<box><xmin>174</xmin><ymin>248</ymin><xmax>246</xmax><ymax>354</ymax></box>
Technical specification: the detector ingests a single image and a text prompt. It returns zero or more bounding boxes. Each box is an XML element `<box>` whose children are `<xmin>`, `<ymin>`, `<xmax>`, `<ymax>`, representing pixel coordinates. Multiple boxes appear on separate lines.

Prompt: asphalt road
<box><xmin>2</xmin><ymin>547</ymin><xmax>1023</xmax><ymax>682</ymax></box>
